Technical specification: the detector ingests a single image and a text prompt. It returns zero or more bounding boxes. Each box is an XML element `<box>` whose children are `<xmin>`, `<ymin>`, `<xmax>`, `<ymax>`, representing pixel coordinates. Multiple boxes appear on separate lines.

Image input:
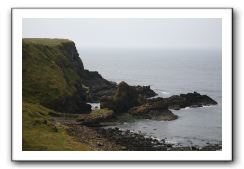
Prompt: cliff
<box><xmin>22</xmin><ymin>38</ymin><xmax>115</xmax><ymax>114</ymax></box>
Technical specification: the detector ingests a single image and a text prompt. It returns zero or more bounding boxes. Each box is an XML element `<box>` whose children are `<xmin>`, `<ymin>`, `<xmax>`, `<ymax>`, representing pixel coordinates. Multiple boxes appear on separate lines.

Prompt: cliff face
<box><xmin>22</xmin><ymin>38</ymin><xmax>114</xmax><ymax>113</ymax></box>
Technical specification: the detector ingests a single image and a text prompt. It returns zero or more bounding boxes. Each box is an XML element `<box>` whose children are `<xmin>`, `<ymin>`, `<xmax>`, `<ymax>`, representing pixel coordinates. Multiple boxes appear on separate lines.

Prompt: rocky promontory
<box><xmin>97</xmin><ymin>81</ymin><xmax>217</xmax><ymax>124</ymax></box>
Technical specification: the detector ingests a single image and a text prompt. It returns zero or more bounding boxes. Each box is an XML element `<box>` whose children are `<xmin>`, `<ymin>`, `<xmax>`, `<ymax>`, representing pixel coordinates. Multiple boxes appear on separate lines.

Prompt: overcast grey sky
<box><xmin>23</xmin><ymin>18</ymin><xmax>221</xmax><ymax>49</ymax></box>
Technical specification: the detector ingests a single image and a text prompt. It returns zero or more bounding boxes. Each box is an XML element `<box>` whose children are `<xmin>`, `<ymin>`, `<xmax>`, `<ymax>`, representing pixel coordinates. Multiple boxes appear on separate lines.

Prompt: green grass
<box><xmin>77</xmin><ymin>108</ymin><xmax>114</xmax><ymax>123</ymax></box>
<box><xmin>89</xmin><ymin>108</ymin><xmax>113</xmax><ymax>118</ymax></box>
<box><xmin>23</xmin><ymin>102</ymin><xmax>91</xmax><ymax>151</ymax></box>
<box><xmin>23</xmin><ymin>38</ymin><xmax>73</xmax><ymax>46</ymax></box>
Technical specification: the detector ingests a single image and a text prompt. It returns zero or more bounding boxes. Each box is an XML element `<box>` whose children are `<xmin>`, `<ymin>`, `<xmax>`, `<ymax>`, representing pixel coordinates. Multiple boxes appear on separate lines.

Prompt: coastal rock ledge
<box><xmin>95</xmin><ymin>82</ymin><xmax>217</xmax><ymax>124</ymax></box>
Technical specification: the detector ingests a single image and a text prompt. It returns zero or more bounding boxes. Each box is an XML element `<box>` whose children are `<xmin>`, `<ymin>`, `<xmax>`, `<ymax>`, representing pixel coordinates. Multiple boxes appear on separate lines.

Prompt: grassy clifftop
<box><xmin>22</xmin><ymin>38</ymin><xmax>74</xmax><ymax>46</ymax></box>
<box><xmin>23</xmin><ymin>38</ymin><xmax>90</xmax><ymax>113</ymax></box>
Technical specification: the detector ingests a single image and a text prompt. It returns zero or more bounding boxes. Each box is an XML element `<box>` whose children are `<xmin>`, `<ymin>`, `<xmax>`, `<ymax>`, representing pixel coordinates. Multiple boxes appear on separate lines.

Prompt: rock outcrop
<box><xmin>100</xmin><ymin>81</ymin><xmax>176</xmax><ymax>120</ymax></box>
<box><xmin>100</xmin><ymin>82</ymin><xmax>217</xmax><ymax>121</ymax></box>
<box><xmin>82</xmin><ymin>70</ymin><xmax>117</xmax><ymax>102</ymax></box>
<box><xmin>147</xmin><ymin>91</ymin><xmax>218</xmax><ymax>110</ymax></box>
<box><xmin>128</xmin><ymin>92</ymin><xmax>217</xmax><ymax>120</ymax></box>
<box><xmin>100</xmin><ymin>81</ymin><xmax>157</xmax><ymax>113</ymax></box>
<box><xmin>134</xmin><ymin>85</ymin><xmax>157</xmax><ymax>98</ymax></box>
<box><xmin>129</xmin><ymin>100</ymin><xmax>177</xmax><ymax>121</ymax></box>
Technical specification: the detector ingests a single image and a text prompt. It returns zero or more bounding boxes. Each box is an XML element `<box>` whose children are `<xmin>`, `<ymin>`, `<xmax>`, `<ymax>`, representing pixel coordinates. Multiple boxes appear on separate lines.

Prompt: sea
<box><xmin>79</xmin><ymin>48</ymin><xmax>222</xmax><ymax>147</ymax></box>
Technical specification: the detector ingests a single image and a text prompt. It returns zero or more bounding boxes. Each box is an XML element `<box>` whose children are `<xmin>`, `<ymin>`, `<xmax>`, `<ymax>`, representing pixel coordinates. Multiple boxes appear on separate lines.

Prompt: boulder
<box><xmin>100</xmin><ymin>81</ymin><xmax>158</xmax><ymax>113</ymax></box>
<box><xmin>101</xmin><ymin>81</ymin><xmax>143</xmax><ymax>113</ymax></box>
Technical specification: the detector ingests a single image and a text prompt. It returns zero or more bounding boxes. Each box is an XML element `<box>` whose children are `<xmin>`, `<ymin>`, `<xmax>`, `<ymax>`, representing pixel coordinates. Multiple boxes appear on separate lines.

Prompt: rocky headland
<box><xmin>22</xmin><ymin>38</ymin><xmax>220</xmax><ymax>151</ymax></box>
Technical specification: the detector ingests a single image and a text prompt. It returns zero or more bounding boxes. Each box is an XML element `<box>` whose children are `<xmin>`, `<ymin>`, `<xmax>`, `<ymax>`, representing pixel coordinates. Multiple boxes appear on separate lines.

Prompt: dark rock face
<box><xmin>134</xmin><ymin>85</ymin><xmax>157</xmax><ymax>98</ymax></box>
<box><xmin>46</xmin><ymin>95</ymin><xmax>92</xmax><ymax>114</ymax></box>
<box><xmin>138</xmin><ymin>91</ymin><xmax>218</xmax><ymax>116</ymax></box>
<box><xmin>82</xmin><ymin>70</ymin><xmax>117</xmax><ymax>102</ymax></box>
<box><xmin>100</xmin><ymin>81</ymin><xmax>156</xmax><ymax>113</ymax></box>
<box><xmin>163</xmin><ymin>91</ymin><xmax>217</xmax><ymax>110</ymax></box>
<box><xmin>101</xmin><ymin>81</ymin><xmax>140</xmax><ymax>113</ymax></box>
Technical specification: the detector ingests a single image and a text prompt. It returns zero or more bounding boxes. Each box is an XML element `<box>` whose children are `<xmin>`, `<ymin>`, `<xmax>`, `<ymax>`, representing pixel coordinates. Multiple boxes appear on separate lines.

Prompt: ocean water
<box><xmin>79</xmin><ymin>48</ymin><xmax>222</xmax><ymax>147</ymax></box>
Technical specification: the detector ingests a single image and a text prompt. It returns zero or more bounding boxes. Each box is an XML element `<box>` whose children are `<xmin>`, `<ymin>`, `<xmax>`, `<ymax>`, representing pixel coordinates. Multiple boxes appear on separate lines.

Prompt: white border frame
<box><xmin>12</xmin><ymin>8</ymin><xmax>232</xmax><ymax>161</ymax></box>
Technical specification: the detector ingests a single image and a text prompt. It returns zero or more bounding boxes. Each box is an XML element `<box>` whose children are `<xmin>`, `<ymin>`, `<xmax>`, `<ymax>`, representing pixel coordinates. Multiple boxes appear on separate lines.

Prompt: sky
<box><xmin>23</xmin><ymin>18</ymin><xmax>221</xmax><ymax>50</ymax></box>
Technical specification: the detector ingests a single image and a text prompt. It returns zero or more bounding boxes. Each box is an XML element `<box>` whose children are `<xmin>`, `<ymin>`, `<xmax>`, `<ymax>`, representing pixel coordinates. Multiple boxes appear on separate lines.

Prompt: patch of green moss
<box><xmin>23</xmin><ymin>102</ymin><xmax>91</xmax><ymax>151</ymax></box>
<box><xmin>89</xmin><ymin>108</ymin><xmax>113</xmax><ymax>119</ymax></box>
<box><xmin>23</xmin><ymin>38</ymin><xmax>73</xmax><ymax>46</ymax></box>
<box><xmin>77</xmin><ymin>108</ymin><xmax>114</xmax><ymax>123</ymax></box>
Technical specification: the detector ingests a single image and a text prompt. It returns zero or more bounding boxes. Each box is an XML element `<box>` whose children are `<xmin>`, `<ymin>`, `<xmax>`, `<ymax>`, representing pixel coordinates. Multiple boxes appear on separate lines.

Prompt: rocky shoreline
<box><xmin>96</xmin><ymin>127</ymin><xmax>222</xmax><ymax>151</ymax></box>
<box><xmin>77</xmin><ymin>81</ymin><xmax>218</xmax><ymax>127</ymax></box>
<box><xmin>71</xmin><ymin>81</ymin><xmax>221</xmax><ymax>151</ymax></box>
<box><xmin>54</xmin><ymin>115</ymin><xmax>222</xmax><ymax>151</ymax></box>
<box><xmin>48</xmin><ymin>78</ymin><xmax>221</xmax><ymax>151</ymax></box>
